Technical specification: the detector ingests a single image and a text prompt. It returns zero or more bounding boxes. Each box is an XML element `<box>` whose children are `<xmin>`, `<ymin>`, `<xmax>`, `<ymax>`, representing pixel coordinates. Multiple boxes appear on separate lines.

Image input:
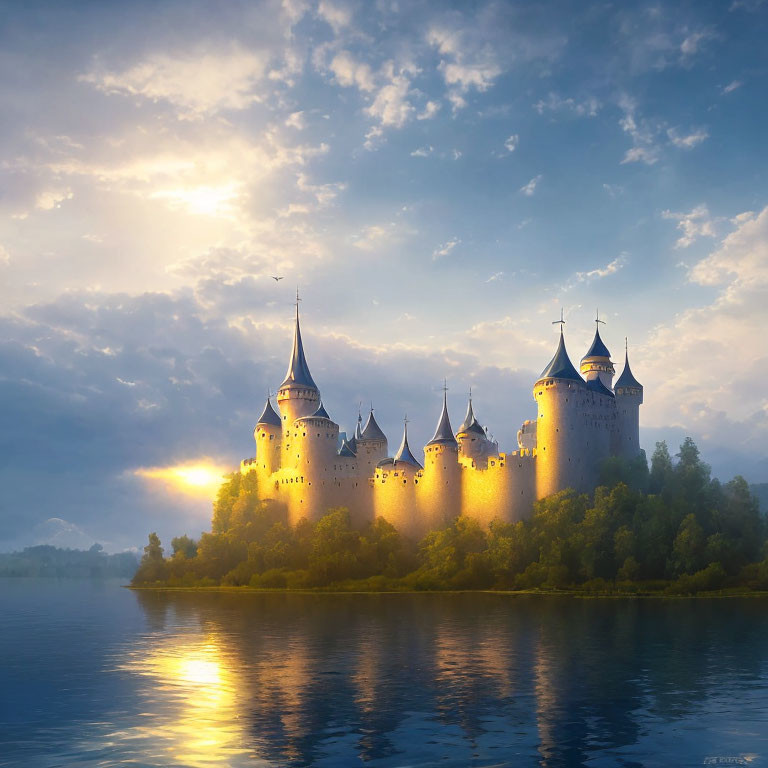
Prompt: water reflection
<box><xmin>116</xmin><ymin>593</ymin><xmax>768</xmax><ymax>767</ymax></box>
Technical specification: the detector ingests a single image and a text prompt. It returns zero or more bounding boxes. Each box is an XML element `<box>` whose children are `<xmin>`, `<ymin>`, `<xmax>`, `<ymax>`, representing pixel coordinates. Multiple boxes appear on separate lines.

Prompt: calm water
<box><xmin>1</xmin><ymin>580</ymin><xmax>767</xmax><ymax>767</ymax></box>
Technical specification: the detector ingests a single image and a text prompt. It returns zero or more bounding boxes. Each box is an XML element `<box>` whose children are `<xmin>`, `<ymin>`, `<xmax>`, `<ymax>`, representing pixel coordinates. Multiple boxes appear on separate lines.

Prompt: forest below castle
<box><xmin>133</xmin><ymin>438</ymin><xmax>768</xmax><ymax>595</ymax></box>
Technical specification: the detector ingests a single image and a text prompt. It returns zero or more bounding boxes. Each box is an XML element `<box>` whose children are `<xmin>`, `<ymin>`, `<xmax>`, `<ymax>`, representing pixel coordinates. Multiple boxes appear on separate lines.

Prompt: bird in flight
<box><xmin>271</xmin><ymin>276</ymin><xmax>284</xmax><ymax>282</ymax></box>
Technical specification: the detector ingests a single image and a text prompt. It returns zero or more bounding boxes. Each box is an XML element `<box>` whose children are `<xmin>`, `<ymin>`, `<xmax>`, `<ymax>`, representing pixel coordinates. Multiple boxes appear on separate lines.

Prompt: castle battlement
<box><xmin>241</xmin><ymin>305</ymin><xmax>644</xmax><ymax>536</ymax></box>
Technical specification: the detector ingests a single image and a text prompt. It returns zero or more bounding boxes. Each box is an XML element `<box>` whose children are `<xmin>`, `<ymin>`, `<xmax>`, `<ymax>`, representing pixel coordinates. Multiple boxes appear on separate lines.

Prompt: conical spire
<box><xmin>582</xmin><ymin>326</ymin><xmax>611</xmax><ymax>360</ymax></box>
<box><xmin>615</xmin><ymin>340</ymin><xmax>642</xmax><ymax>390</ymax></box>
<box><xmin>338</xmin><ymin>436</ymin><xmax>356</xmax><ymax>458</ymax></box>
<box><xmin>354</xmin><ymin>406</ymin><xmax>364</xmax><ymax>440</ymax></box>
<box><xmin>361</xmin><ymin>408</ymin><xmax>386</xmax><ymax>441</ymax></box>
<box><xmin>538</xmin><ymin>329</ymin><xmax>583</xmax><ymax>383</ymax></box>
<box><xmin>257</xmin><ymin>396</ymin><xmax>281</xmax><ymax>427</ymax></box>
<box><xmin>311</xmin><ymin>401</ymin><xmax>330</xmax><ymax>419</ymax></box>
<box><xmin>280</xmin><ymin>301</ymin><xmax>318</xmax><ymax>390</ymax></box>
<box><xmin>458</xmin><ymin>392</ymin><xmax>485</xmax><ymax>436</ymax></box>
<box><xmin>427</xmin><ymin>386</ymin><xmax>458</xmax><ymax>446</ymax></box>
<box><xmin>394</xmin><ymin>418</ymin><xmax>422</xmax><ymax>468</ymax></box>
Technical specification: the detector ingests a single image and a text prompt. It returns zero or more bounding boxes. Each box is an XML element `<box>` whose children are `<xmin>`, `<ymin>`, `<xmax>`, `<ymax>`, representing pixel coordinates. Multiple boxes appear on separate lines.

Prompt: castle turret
<box><xmin>580</xmin><ymin>314</ymin><xmax>615</xmax><ymax>389</ymax></box>
<box><xmin>374</xmin><ymin>419</ymin><xmax>422</xmax><ymax>539</ymax></box>
<box><xmin>614</xmin><ymin>340</ymin><xmax>643</xmax><ymax>459</ymax></box>
<box><xmin>456</xmin><ymin>393</ymin><xmax>496</xmax><ymax>466</ymax></box>
<box><xmin>356</xmin><ymin>408</ymin><xmax>388</xmax><ymax>473</ymax></box>
<box><xmin>277</xmin><ymin>301</ymin><xmax>320</xmax><ymax>431</ymax></box>
<box><xmin>252</xmin><ymin>396</ymin><xmax>282</xmax><ymax>480</ymax></box>
<box><xmin>534</xmin><ymin>326</ymin><xmax>587</xmax><ymax>498</ymax></box>
<box><xmin>421</xmin><ymin>388</ymin><xmax>461</xmax><ymax>529</ymax></box>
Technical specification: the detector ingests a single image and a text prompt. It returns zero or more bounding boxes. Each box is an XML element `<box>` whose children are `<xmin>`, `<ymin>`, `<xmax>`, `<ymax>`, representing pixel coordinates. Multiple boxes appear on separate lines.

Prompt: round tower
<box><xmin>374</xmin><ymin>419</ymin><xmax>423</xmax><ymax>539</ymax></box>
<box><xmin>534</xmin><ymin>327</ymin><xmax>587</xmax><ymax>498</ymax></box>
<box><xmin>276</xmin><ymin>301</ymin><xmax>320</xmax><ymax>432</ymax></box>
<box><xmin>420</xmin><ymin>389</ymin><xmax>461</xmax><ymax>529</ymax></box>
<box><xmin>614</xmin><ymin>340</ymin><xmax>644</xmax><ymax>459</ymax></box>
<box><xmin>253</xmin><ymin>396</ymin><xmax>282</xmax><ymax>480</ymax></box>
<box><xmin>580</xmin><ymin>313</ymin><xmax>615</xmax><ymax>389</ymax></box>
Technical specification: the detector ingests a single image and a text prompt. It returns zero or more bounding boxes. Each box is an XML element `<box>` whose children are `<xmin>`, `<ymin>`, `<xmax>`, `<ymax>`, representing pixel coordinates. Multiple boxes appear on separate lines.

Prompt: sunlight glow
<box><xmin>134</xmin><ymin>461</ymin><xmax>230</xmax><ymax>497</ymax></box>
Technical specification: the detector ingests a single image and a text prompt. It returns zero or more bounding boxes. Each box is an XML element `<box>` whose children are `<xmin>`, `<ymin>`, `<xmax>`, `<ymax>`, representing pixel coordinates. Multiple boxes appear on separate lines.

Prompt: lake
<box><xmin>1</xmin><ymin>579</ymin><xmax>767</xmax><ymax>767</ymax></box>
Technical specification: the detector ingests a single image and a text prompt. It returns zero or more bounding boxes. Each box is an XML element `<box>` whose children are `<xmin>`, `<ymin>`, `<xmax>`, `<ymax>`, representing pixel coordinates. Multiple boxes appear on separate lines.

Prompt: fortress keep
<box><xmin>241</xmin><ymin>304</ymin><xmax>644</xmax><ymax>538</ymax></box>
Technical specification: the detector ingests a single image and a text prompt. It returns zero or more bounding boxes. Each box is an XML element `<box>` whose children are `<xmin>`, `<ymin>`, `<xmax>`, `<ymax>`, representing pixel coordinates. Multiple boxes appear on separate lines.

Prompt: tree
<box><xmin>649</xmin><ymin>441</ymin><xmax>673</xmax><ymax>494</ymax></box>
<box><xmin>171</xmin><ymin>535</ymin><xmax>198</xmax><ymax>559</ymax></box>
<box><xmin>132</xmin><ymin>532</ymin><xmax>168</xmax><ymax>584</ymax></box>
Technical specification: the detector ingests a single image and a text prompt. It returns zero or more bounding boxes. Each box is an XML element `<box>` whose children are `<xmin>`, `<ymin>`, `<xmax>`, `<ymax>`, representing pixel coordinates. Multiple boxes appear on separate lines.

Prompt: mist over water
<box><xmin>1</xmin><ymin>580</ymin><xmax>768</xmax><ymax>767</ymax></box>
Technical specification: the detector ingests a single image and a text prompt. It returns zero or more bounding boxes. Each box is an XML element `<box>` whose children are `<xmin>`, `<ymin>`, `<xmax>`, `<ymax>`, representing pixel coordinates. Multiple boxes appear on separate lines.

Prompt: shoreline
<box><xmin>126</xmin><ymin>585</ymin><xmax>768</xmax><ymax>599</ymax></box>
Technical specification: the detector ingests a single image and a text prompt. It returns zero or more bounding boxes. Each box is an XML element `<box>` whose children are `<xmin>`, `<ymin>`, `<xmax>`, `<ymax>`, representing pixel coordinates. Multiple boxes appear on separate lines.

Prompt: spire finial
<box><xmin>625</xmin><ymin>336</ymin><xmax>628</xmax><ymax>354</ymax></box>
<box><xmin>595</xmin><ymin>308</ymin><xmax>605</xmax><ymax>327</ymax></box>
<box><xmin>468</xmin><ymin>385</ymin><xmax>472</xmax><ymax>402</ymax></box>
<box><xmin>552</xmin><ymin>308</ymin><xmax>565</xmax><ymax>332</ymax></box>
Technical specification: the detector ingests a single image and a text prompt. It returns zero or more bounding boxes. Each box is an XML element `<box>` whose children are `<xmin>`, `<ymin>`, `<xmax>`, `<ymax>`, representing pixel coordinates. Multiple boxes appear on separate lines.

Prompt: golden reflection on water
<box><xmin>116</xmin><ymin>631</ymin><xmax>261</xmax><ymax>767</ymax></box>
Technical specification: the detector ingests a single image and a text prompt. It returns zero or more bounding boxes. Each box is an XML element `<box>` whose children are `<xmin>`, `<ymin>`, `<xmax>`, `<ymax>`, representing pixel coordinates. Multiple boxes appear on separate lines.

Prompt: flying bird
<box><xmin>271</xmin><ymin>276</ymin><xmax>284</xmax><ymax>282</ymax></box>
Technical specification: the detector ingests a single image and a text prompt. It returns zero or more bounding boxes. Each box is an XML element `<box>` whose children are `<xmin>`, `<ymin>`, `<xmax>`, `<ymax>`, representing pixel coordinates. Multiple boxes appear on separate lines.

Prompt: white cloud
<box><xmin>417</xmin><ymin>100</ymin><xmax>441</xmax><ymax>120</ymax></box>
<box><xmin>618</xmin><ymin>96</ymin><xmax>660</xmax><ymax>165</ymax></box>
<box><xmin>366</xmin><ymin>73</ymin><xmax>414</xmax><ymax>128</ymax></box>
<box><xmin>432</xmin><ymin>237</ymin><xmax>460</xmax><ymax>260</ymax></box>
<box><xmin>285</xmin><ymin>111</ymin><xmax>305</xmax><ymax>130</ymax></box>
<box><xmin>485</xmin><ymin>271</ymin><xmax>504</xmax><ymax>282</ymax></box>
<box><xmin>81</xmin><ymin>46</ymin><xmax>271</xmax><ymax>116</ymax></box>
<box><xmin>534</xmin><ymin>92</ymin><xmax>599</xmax><ymax>117</ymax></box>
<box><xmin>504</xmin><ymin>134</ymin><xmax>519</xmax><ymax>153</ymax></box>
<box><xmin>667</xmin><ymin>127</ymin><xmax>709</xmax><ymax>149</ymax></box>
<box><xmin>560</xmin><ymin>254</ymin><xmax>627</xmax><ymax>292</ymax></box>
<box><xmin>662</xmin><ymin>205</ymin><xmax>717</xmax><ymax>248</ymax></box>
<box><xmin>680</xmin><ymin>30</ymin><xmax>713</xmax><ymax>58</ymax></box>
<box><xmin>329</xmin><ymin>50</ymin><xmax>376</xmax><ymax>92</ymax></box>
<box><xmin>603</xmin><ymin>183</ymin><xmax>624</xmax><ymax>198</ymax></box>
<box><xmin>721</xmin><ymin>80</ymin><xmax>742</xmax><ymax>94</ymax></box>
<box><xmin>317</xmin><ymin>0</ymin><xmax>352</xmax><ymax>32</ymax></box>
<box><xmin>451</xmin><ymin>149</ymin><xmax>462</xmax><ymax>160</ymax></box>
<box><xmin>35</xmin><ymin>187</ymin><xmax>73</xmax><ymax>210</ymax></box>
<box><xmin>0</xmin><ymin>244</ymin><xmax>10</xmax><ymax>265</ymax></box>
<box><xmin>520</xmin><ymin>175</ymin><xmax>542</xmax><ymax>196</ymax></box>
<box><xmin>410</xmin><ymin>146</ymin><xmax>434</xmax><ymax>158</ymax></box>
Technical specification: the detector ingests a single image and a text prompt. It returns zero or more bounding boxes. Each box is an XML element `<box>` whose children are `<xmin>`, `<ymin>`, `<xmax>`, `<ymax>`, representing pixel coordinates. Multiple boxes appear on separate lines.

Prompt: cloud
<box><xmin>317</xmin><ymin>0</ymin><xmax>352</xmax><ymax>32</ymax></box>
<box><xmin>560</xmin><ymin>254</ymin><xmax>627</xmax><ymax>291</ymax></box>
<box><xmin>410</xmin><ymin>146</ymin><xmax>434</xmax><ymax>158</ymax></box>
<box><xmin>602</xmin><ymin>183</ymin><xmax>624</xmax><ymax>198</ymax></box>
<box><xmin>328</xmin><ymin>50</ymin><xmax>376</xmax><ymax>92</ymax></box>
<box><xmin>81</xmin><ymin>46</ymin><xmax>273</xmax><ymax>117</ymax></box>
<box><xmin>485</xmin><ymin>271</ymin><xmax>504</xmax><ymax>282</ymax></box>
<box><xmin>667</xmin><ymin>127</ymin><xmax>709</xmax><ymax>149</ymax></box>
<box><xmin>618</xmin><ymin>96</ymin><xmax>660</xmax><ymax>165</ymax></box>
<box><xmin>503</xmin><ymin>134</ymin><xmax>519</xmax><ymax>153</ymax></box>
<box><xmin>35</xmin><ymin>187</ymin><xmax>74</xmax><ymax>211</ymax></box>
<box><xmin>431</xmin><ymin>237</ymin><xmax>460</xmax><ymax>260</ymax></box>
<box><xmin>285</xmin><ymin>111</ymin><xmax>306</xmax><ymax>129</ymax></box>
<box><xmin>0</xmin><ymin>245</ymin><xmax>11</xmax><ymax>265</ymax></box>
<box><xmin>721</xmin><ymin>80</ymin><xmax>742</xmax><ymax>94</ymax></box>
<box><xmin>520</xmin><ymin>175</ymin><xmax>542</xmax><ymax>196</ymax></box>
<box><xmin>352</xmin><ymin>224</ymin><xmax>392</xmax><ymax>251</ymax></box>
<box><xmin>662</xmin><ymin>205</ymin><xmax>717</xmax><ymax>248</ymax></box>
<box><xmin>417</xmin><ymin>101</ymin><xmax>441</xmax><ymax>120</ymax></box>
<box><xmin>680</xmin><ymin>29</ymin><xmax>714</xmax><ymax>58</ymax></box>
<box><xmin>534</xmin><ymin>92</ymin><xmax>599</xmax><ymax>117</ymax></box>
<box><xmin>366</xmin><ymin>72</ymin><xmax>414</xmax><ymax>128</ymax></box>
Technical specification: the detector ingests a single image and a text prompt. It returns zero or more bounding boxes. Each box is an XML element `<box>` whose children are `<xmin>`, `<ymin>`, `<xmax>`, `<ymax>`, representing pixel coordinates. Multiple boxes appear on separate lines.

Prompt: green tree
<box><xmin>132</xmin><ymin>532</ymin><xmax>168</xmax><ymax>584</ymax></box>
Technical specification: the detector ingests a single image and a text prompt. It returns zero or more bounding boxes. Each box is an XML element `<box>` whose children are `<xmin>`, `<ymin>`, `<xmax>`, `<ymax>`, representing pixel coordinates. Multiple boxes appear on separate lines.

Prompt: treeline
<box><xmin>133</xmin><ymin>438</ymin><xmax>768</xmax><ymax>594</ymax></box>
<box><xmin>0</xmin><ymin>544</ymin><xmax>139</xmax><ymax>578</ymax></box>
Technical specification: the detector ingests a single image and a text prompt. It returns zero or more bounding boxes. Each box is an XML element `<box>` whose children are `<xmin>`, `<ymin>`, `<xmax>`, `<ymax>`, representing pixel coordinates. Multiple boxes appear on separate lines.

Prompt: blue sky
<box><xmin>1</xmin><ymin>0</ymin><xmax>767</xmax><ymax>551</ymax></box>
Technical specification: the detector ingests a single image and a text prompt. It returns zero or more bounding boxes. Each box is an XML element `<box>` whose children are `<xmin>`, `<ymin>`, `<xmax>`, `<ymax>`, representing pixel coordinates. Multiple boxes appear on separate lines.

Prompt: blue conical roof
<box><xmin>538</xmin><ymin>331</ymin><xmax>583</xmax><ymax>382</ymax></box>
<box><xmin>587</xmin><ymin>377</ymin><xmax>615</xmax><ymax>398</ymax></box>
<box><xmin>615</xmin><ymin>349</ymin><xmax>642</xmax><ymax>389</ymax></box>
<box><xmin>257</xmin><ymin>397</ymin><xmax>281</xmax><ymax>427</ymax></box>
<box><xmin>361</xmin><ymin>410</ymin><xmax>386</xmax><ymax>441</ymax></box>
<box><xmin>582</xmin><ymin>327</ymin><xmax>611</xmax><ymax>360</ymax></box>
<box><xmin>458</xmin><ymin>398</ymin><xmax>485</xmax><ymax>436</ymax></box>
<box><xmin>427</xmin><ymin>392</ymin><xmax>458</xmax><ymax>446</ymax></box>
<box><xmin>311</xmin><ymin>401</ymin><xmax>330</xmax><ymax>419</ymax></box>
<box><xmin>338</xmin><ymin>437</ymin><xmax>356</xmax><ymax>458</ymax></box>
<box><xmin>280</xmin><ymin>305</ymin><xmax>318</xmax><ymax>390</ymax></box>
<box><xmin>394</xmin><ymin>423</ymin><xmax>422</xmax><ymax>468</ymax></box>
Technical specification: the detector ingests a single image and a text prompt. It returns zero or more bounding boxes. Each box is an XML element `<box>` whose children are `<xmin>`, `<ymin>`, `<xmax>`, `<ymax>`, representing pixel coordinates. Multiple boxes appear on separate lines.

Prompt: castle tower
<box><xmin>580</xmin><ymin>311</ymin><xmax>615</xmax><ymax>389</ymax></box>
<box><xmin>356</xmin><ymin>407</ymin><xmax>388</xmax><ymax>474</ymax></box>
<box><xmin>614</xmin><ymin>340</ymin><xmax>644</xmax><ymax>459</ymax></box>
<box><xmin>374</xmin><ymin>419</ymin><xmax>423</xmax><ymax>538</ymax></box>
<box><xmin>421</xmin><ymin>387</ymin><xmax>461</xmax><ymax>529</ymax></box>
<box><xmin>276</xmin><ymin>299</ymin><xmax>320</xmax><ymax>432</ymax></box>
<box><xmin>534</xmin><ymin>323</ymin><xmax>587</xmax><ymax>498</ymax></box>
<box><xmin>456</xmin><ymin>392</ymin><xmax>495</xmax><ymax>466</ymax></box>
<box><xmin>253</xmin><ymin>396</ymin><xmax>282</xmax><ymax>482</ymax></box>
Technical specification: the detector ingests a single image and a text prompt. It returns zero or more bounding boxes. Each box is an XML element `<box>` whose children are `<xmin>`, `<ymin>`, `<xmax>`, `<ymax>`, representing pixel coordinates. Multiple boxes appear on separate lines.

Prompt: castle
<box><xmin>241</xmin><ymin>304</ymin><xmax>644</xmax><ymax>539</ymax></box>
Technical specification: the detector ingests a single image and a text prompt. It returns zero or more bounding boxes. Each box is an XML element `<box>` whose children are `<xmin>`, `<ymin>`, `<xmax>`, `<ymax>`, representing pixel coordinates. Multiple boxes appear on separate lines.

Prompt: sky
<box><xmin>1</xmin><ymin>0</ymin><xmax>767</xmax><ymax>551</ymax></box>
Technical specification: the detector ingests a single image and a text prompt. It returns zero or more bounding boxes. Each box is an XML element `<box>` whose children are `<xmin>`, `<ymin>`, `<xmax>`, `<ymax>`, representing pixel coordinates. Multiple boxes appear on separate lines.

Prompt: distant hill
<box><xmin>0</xmin><ymin>545</ymin><xmax>138</xmax><ymax>579</ymax></box>
<box><xmin>752</xmin><ymin>484</ymin><xmax>768</xmax><ymax>515</ymax></box>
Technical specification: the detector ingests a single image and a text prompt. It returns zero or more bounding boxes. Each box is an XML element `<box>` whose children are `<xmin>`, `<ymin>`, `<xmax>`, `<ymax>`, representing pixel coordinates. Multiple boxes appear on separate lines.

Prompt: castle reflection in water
<box><xmin>123</xmin><ymin>592</ymin><xmax>767</xmax><ymax>767</ymax></box>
